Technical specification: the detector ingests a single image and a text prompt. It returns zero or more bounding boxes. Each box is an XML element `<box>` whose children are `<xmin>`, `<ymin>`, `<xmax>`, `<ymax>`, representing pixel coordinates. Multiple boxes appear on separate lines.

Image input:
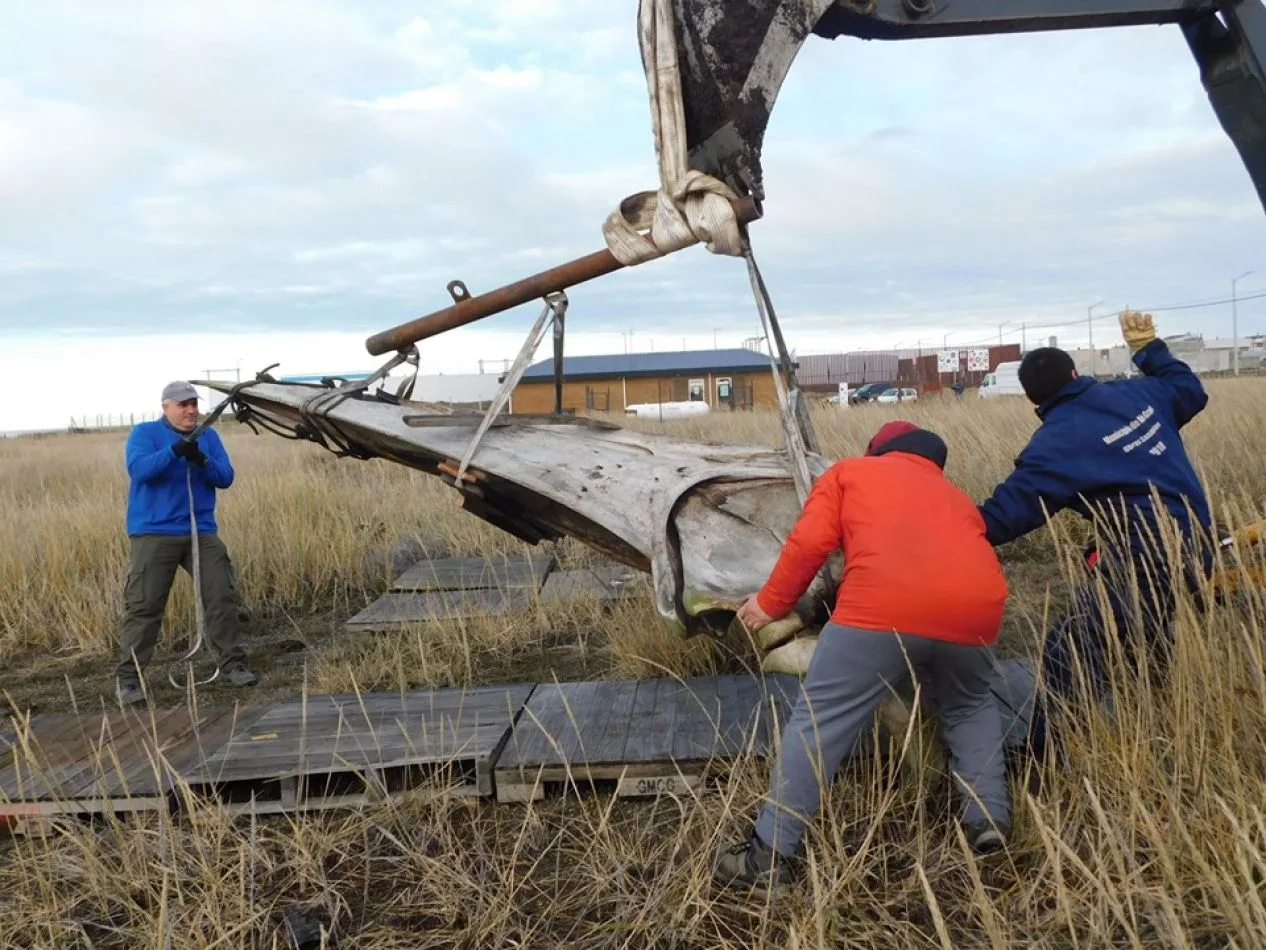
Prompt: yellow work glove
<box><xmin>1119</xmin><ymin>309</ymin><xmax>1157</xmax><ymax>353</ymax></box>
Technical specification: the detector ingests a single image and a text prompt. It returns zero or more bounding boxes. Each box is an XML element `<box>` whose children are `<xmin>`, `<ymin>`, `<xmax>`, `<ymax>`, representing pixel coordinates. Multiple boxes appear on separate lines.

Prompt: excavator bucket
<box><xmin>664</xmin><ymin>0</ymin><xmax>1266</xmax><ymax>214</ymax></box>
<box><xmin>659</xmin><ymin>0</ymin><xmax>839</xmax><ymax>201</ymax></box>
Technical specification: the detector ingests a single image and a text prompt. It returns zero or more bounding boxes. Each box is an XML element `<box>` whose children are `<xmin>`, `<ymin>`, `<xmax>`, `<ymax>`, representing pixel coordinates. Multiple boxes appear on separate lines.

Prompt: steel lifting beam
<box><xmin>364</xmin><ymin>196</ymin><xmax>762</xmax><ymax>356</ymax></box>
<box><xmin>814</xmin><ymin>0</ymin><xmax>1217</xmax><ymax>39</ymax></box>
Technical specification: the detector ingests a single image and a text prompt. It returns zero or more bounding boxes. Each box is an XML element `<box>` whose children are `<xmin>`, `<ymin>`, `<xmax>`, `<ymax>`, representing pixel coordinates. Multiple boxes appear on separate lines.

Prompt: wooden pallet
<box><xmin>537</xmin><ymin>564</ymin><xmax>640</xmax><ymax>605</ymax></box>
<box><xmin>0</xmin><ymin>703</ymin><xmax>261</xmax><ymax>833</ymax></box>
<box><xmin>344</xmin><ymin>587</ymin><xmax>539</xmax><ymax>631</ymax></box>
<box><xmin>391</xmin><ymin>553</ymin><xmax>556</xmax><ymax>593</ymax></box>
<box><xmin>180</xmin><ymin>684</ymin><xmax>536</xmax><ymax>813</ymax></box>
<box><xmin>494</xmin><ymin>675</ymin><xmax>802</xmax><ymax>803</ymax></box>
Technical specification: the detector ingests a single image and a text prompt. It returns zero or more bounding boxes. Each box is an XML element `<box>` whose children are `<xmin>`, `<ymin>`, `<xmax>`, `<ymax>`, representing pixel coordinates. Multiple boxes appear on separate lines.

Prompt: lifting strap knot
<box><xmin>602</xmin><ymin>0</ymin><xmax>746</xmax><ymax>267</ymax></box>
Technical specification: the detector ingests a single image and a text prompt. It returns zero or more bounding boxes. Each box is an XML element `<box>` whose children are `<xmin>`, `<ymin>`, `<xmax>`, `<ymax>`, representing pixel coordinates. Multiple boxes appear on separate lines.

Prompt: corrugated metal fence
<box><xmin>798</xmin><ymin>345</ymin><xmax>1022</xmax><ymax>393</ymax></box>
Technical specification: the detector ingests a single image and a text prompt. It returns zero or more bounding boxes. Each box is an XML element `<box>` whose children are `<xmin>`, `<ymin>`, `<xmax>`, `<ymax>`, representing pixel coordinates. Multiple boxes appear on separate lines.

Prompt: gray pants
<box><xmin>755</xmin><ymin>623</ymin><xmax>1010</xmax><ymax>857</ymax></box>
<box><xmin>115</xmin><ymin>533</ymin><xmax>246</xmax><ymax>684</ymax></box>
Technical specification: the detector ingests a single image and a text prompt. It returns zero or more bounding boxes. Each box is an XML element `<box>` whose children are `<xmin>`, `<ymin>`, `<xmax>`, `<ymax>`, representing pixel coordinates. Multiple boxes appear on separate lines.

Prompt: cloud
<box><xmin>0</xmin><ymin>0</ymin><xmax>1263</xmax><ymax>411</ymax></box>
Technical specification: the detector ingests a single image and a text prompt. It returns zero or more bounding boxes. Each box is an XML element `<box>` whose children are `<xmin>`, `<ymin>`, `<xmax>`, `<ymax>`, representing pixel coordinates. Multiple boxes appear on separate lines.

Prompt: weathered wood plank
<box><xmin>0</xmin><ymin>702</ymin><xmax>256</xmax><ymax>816</ymax></box>
<box><xmin>203</xmin><ymin>722</ymin><xmax>516</xmax><ymax>780</ymax></box>
<box><xmin>391</xmin><ymin>554</ymin><xmax>556</xmax><ymax>593</ymax></box>
<box><xmin>59</xmin><ymin>708</ymin><xmax>204</xmax><ymax>802</ymax></box>
<box><xmin>586</xmin><ymin>679</ymin><xmax>639</xmax><ymax>765</ymax></box>
<box><xmin>499</xmin><ymin>682</ymin><xmax>590</xmax><ymax>769</ymax></box>
<box><xmin>494</xmin><ymin>675</ymin><xmax>799</xmax><ymax>802</ymax></box>
<box><xmin>345</xmin><ymin>588</ymin><xmax>535</xmax><ymax>629</ymax></box>
<box><xmin>671</xmin><ymin>677</ymin><xmax>725</xmax><ymax>764</ymax></box>
<box><xmin>621</xmin><ymin>679</ymin><xmax>663</xmax><ymax>763</ymax></box>
<box><xmin>0</xmin><ymin>709</ymin><xmax>187</xmax><ymax>804</ymax></box>
<box><xmin>181</xmin><ymin>684</ymin><xmax>534</xmax><ymax>805</ymax></box>
<box><xmin>537</xmin><ymin>564</ymin><xmax>638</xmax><ymax>605</ymax></box>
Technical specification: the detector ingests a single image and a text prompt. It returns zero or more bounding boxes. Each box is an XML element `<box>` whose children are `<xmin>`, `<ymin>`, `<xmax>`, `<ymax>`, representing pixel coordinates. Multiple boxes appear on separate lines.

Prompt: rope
<box><xmin>743</xmin><ymin>244</ymin><xmax>815</xmax><ymax>506</ymax></box>
<box><xmin>168</xmin><ymin>455</ymin><xmax>219</xmax><ymax>688</ymax></box>
<box><xmin>601</xmin><ymin>0</ymin><xmax>746</xmax><ymax>266</ymax></box>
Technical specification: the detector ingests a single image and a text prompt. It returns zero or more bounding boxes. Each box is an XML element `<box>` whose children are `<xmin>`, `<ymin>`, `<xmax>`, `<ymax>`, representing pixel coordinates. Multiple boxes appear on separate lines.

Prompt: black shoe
<box><xmin>220</xmin><ymin>664</ymin><xmax>259</xmax><ymax>687</ymax></box>
<box><xmin>711</xmin><ymin>834</ymin><xmax>795</xmax><ymax>897</ymax></box>
<box><xmin>115</xmin><ymin>679</ymin><xmax>146</xmax><ymax>706</ymax></box>
<box><xmin>964</xmin><ymin>820</ymin><xmax>1008</xmax><ymax>855</ymax></box>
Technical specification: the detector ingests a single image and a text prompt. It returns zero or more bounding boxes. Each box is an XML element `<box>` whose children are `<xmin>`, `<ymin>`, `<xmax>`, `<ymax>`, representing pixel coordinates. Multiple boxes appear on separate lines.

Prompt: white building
<box><xmin>1061</xmin><ymin>333</ymin><xmax>1266</xmax><ymax>378</ymax></box>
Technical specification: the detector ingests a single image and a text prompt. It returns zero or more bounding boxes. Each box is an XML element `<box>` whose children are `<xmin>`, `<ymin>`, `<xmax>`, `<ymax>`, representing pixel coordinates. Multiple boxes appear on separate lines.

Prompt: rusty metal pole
<box><xmin>553</xmin><ymin>299</ymin><xmax>565</xmax><ymax>416</ymax></box>
<box><xmin>364</xmin><ymin>196</ymin><xmax>762</xmax><ymax>356</ymax></box>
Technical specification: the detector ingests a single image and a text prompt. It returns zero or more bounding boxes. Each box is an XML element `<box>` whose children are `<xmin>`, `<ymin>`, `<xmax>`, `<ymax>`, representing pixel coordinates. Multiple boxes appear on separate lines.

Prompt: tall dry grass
<box><xmin>1</xmin><ymin>378</ymin><xmax>1264</xmax><ymax>947</ymax></box>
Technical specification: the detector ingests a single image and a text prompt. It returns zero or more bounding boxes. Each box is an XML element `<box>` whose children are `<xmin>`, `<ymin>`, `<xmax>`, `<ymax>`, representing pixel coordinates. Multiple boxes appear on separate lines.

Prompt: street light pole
<box><xmin>1087</xmin><ymin>300</ymin><xmax>1104</xmax><ymax>352</ymax></box>
<box><xmin>1086</xmin><ymin>300</ymin><xmax>1105</xmax><ymax>375</ymax></box>
<box><xmin>1232</xmin><ymin>270</ymin><xmax>1255</xmax><ymax>376</ymax></box>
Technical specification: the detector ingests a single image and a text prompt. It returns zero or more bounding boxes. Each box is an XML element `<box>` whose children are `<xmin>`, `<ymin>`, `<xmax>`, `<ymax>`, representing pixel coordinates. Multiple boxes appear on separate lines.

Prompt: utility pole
<box><xmin>1087</xmin><ymin>300</ymin><xmax>1104</xmax><ymax>353</ymax></box>
<box><xmin>1022</xmin><ymin>321</ymin><xmax>1027</xmax><ymax>352</ymax></box>
<box><xmin>1233</xmin><ymin>270</ymin><xmax>1255</xmax><ymax>376</ymax></box>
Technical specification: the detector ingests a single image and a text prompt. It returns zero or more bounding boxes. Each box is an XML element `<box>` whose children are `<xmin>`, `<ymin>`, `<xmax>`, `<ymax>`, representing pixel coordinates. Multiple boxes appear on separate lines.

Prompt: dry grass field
<box><xmin>1</xmin><ymin>379</ymin><xmax>1264</xmax><ymax>948</ymax></box>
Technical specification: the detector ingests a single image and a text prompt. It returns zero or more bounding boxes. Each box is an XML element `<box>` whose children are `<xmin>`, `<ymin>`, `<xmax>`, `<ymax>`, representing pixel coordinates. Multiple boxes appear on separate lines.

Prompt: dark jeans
<box><xmin>115</xmin><ymin>533</ymin><xmax>246</xmax><ymax>683</ymax></box>
<box><xmin>1029</xmin><ymin>538</ymin><xmax>1207</xmax><ymax>759</ymax></box>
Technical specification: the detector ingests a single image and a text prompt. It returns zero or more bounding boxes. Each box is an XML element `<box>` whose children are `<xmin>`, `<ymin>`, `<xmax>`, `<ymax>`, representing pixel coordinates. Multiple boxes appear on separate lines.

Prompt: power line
<box><xmin>943</xmin><ymin>288</ymin><xmax>1266</xmax><ymax>350</ymax></box>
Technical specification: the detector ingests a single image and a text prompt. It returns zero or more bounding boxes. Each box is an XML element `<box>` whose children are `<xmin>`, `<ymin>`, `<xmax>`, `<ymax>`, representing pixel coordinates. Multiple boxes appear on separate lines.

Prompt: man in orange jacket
<box><xmin>713</xmin><ymin>420</ymin><xmax>1011</xmax><ymax>897</ymax></box>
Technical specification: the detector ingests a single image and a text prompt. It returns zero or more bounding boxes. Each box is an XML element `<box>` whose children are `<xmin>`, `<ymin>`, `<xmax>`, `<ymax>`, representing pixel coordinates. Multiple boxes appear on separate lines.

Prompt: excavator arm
<box><xmin>675</xmin><ymin>0</ymin><xmax>1266</xmax><ymax>212</ymax></box>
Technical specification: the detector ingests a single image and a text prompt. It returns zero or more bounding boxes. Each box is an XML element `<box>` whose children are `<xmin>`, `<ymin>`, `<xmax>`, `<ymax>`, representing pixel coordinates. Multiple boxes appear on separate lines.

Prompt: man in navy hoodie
<box><xmin>114</xmin><ymin>381</ymin><xmax>258</xmax><ymax>705</ymax></box>
<box><xmin>979</xmin><ymin>311</ymin><xmax>1213</xmax><ymax>752</ymax></box>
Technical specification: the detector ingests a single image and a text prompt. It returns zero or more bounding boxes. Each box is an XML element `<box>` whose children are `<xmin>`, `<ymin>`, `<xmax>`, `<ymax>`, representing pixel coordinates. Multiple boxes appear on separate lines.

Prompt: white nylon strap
<box><xmin>601</xmin><ymin>0</ymin><xmax>745</xmax><ymax>266</ymax></box>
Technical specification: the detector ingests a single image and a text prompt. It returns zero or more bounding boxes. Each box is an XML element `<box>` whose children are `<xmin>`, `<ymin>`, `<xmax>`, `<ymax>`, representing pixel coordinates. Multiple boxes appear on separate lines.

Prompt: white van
<box><xmin>978</xmin><ymin>360</ymin><xmax>1025</xmax><ymax>398</ymax></box>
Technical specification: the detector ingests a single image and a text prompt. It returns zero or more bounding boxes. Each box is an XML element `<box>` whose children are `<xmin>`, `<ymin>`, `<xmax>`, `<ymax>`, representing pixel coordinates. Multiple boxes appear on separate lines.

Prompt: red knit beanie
<box><xmin>865</xmin><ymin>420</ymin><xmax>919</xmax><ymax>456</ymax></box>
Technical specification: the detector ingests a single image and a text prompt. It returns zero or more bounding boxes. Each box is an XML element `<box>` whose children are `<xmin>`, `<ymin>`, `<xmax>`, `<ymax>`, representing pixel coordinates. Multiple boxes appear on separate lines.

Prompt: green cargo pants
<box><xmin>115</xmin><ymin>533</ymin><xmax>247</xmax><ymax>684</ymax></box>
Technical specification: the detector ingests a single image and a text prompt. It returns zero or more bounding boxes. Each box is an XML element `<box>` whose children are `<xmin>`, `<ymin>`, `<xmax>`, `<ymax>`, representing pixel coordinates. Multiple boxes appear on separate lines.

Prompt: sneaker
<box><xmin>220</xmin><ymin>665</ymin><xmax>259</xmax><ymax>687</ymax></box>
<box><xmin>115</xmin><ymin>680</ymin><xmax>146</xmax><ymax>706</ymax></box>
<box><xmin>711</xmin><ymin>834</ymin><xmax>795</xmax><ymax>898</ymax></box>
<box><xmin>964</xmin><ymin>820</ymin><xmax>1008</xmax><ymax>855</ymax></box>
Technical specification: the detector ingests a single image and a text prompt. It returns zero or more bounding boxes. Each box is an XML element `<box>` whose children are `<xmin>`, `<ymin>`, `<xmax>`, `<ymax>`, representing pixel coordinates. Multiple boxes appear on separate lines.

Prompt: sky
<box><xmin>2</xmin><ymin>0</ymin><xmax>1265</xmax><ymax>431</ymax></box>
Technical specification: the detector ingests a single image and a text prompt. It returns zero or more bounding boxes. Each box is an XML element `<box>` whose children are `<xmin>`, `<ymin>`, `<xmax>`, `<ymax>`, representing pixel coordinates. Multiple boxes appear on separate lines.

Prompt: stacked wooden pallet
<box><xmin>0</xmin><ymin>555</ymin><xmax>1039</xmax><ymax>834</ymax></box>
<box><xmin>344</xmin><ymin>552</ymin><xmax>639</xmax><ymax>631</ymax></box>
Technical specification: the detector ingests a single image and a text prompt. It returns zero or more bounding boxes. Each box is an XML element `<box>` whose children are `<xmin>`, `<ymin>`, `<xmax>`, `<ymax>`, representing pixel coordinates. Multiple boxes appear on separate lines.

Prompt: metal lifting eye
<box><xmin>902</xmin><ymin>0</ymin><xmax>934</xmax><ymax>15</ymax></box>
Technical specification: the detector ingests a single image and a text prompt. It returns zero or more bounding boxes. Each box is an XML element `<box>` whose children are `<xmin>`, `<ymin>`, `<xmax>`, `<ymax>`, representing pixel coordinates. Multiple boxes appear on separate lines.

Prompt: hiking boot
<box><xmin>711</xmin><ymin>834</ymin><xmax>795</xmax><ymax>898</ymax></box>
<box><xmin>115</xmin><ymin>679</ymin><xmax>146</xmax><ymax>707</ymax></box>
<box><xmin>964</xmin><ymin>820</ymin><xmax>1008</xmax><ymax>855</ymax></box>
<box><xmin>220</xmin><ymin>664</ymin><xmax>259</xmax><ymax>687</ymax></box>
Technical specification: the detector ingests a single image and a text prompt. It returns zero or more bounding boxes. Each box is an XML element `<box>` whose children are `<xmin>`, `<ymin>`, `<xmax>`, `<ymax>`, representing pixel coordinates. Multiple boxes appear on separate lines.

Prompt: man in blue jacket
<box><xmin>114</xmin><ymin>380</ymin><xmax>258</xmax><ymax>705</ymax></box>
<box><xmin>979</xmin><ymin>311</ymin><xmax>1213</xmax><ymax>754</ymax></box>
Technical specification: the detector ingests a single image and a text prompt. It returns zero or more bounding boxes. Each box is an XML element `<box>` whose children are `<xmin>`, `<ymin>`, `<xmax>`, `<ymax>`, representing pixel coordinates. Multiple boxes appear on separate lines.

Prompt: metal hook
<box><xmin>168</xmin><ymin>659</ymin><xmax>221</xmax><ymax>689</ymax></box>
<box><xmin>166</xmin><ymin>467</ymin><xmax>221</xmax><ymax>689</ymax></box>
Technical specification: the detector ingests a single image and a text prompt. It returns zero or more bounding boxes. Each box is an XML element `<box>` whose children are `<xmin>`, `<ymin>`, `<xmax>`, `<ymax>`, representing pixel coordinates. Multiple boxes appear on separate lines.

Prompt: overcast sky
<box><xmin>3</xmin><ymin>1</ymin><xmax>1265</xmax><ymax>431</ymax></box>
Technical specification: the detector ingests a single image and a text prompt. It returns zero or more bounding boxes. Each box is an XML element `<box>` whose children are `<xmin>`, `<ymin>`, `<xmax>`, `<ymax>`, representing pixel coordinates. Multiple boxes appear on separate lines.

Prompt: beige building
<box><xmin>507</xmin><ymin>348</ymin><xmax>790</xmax><ymax>415</ymax></box>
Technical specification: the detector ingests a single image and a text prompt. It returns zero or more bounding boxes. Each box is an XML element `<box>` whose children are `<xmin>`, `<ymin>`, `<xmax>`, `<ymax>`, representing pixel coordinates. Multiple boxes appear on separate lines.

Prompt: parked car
<box><xmin>848</xmin><ymin>382</ymin><xmax>894</xmax><ymax>405</ymax></box>
<box><xmin>875</xmin><ymin>387</ymin><xmax>918</xmax><ymax>404</ymax></box>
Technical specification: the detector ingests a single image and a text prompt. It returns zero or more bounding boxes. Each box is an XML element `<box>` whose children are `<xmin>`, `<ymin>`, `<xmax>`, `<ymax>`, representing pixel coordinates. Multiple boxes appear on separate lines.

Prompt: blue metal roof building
<box><xmin>518</xmin><ymin>348</ymin><xmax>782</xmax><ymax>382</ymax></box>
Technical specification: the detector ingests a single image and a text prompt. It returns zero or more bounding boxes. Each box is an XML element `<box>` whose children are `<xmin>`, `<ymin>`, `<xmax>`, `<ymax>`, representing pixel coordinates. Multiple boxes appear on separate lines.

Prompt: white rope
<box><xmin>601</xmin><ymin>0</ymin><xmax>746</xmax><ymax>266</ymax></box>
<box><xmin>169</xmin><ymin>463</ymin><xmax>219</xmax><ymax>688</ymax></box>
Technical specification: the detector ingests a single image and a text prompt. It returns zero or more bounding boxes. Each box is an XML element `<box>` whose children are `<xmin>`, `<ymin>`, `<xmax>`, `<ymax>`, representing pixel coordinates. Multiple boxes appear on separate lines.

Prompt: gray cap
<box><xmin>161</xmin><ymin>380</ymin><xmax>200</xmax><ymax>403</ymax></box>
